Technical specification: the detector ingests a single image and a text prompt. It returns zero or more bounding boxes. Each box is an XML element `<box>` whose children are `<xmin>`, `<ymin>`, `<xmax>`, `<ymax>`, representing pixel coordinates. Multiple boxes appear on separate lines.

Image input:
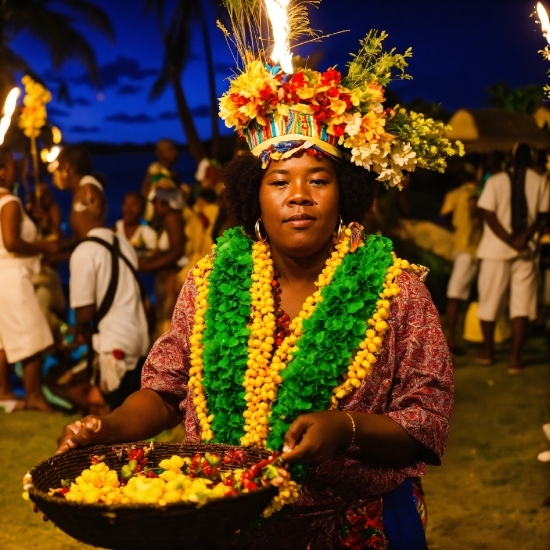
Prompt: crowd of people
<box><xmin>0</xmin><ymin>138</ymin><xmax>235</xmax><ymax>414</ymax></box>
<box><xmin>0</xmin><ymin>137</ymin><xmax>545</xmax><ymax>546</ymax></box>
<box><xmin>0</xmin><ymin>138</ymin><xmax>548</xmax><ymax>416</ymax></box>
<box><xmin>437</xmin><ymin>143</ymin><xmax>549</xmax><ymax>373</ymax></box>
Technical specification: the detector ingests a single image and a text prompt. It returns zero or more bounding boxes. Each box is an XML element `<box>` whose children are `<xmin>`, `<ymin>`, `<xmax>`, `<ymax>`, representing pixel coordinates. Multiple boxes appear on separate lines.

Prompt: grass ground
<box><xmin>0</xmin><ymin>334</ymin><xmax>548</xmax><ymax>550</ymax></box>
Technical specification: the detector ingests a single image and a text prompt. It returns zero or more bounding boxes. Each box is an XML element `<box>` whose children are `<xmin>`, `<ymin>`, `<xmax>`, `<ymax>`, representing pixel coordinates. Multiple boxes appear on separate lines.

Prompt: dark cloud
<box><xmin>117</xmin><ymin>84</ymin><xmax>143</xmax><ymax>95</ymax></box>
<box><xmin>105</xmin><ymin>112</ymin><xmax>155</xmax><ymax>123</ymax></box>
<box><xmin>69</xmin><ymin>125</ymin><xmax>101</xmax><ymax>134</ymax></box>
<box><xmin>72</xmin><ymin>56</ymin><xmax>159</xmax><ymax>88</ymax></box>
<box><xmin>72</xmin><ymin>97</ymin><xmax>92</xmax><ymax>106</ymax></box>
<box><xmin>47</xmin><ymin>106</ymin><xmax>69</xmax><ymax>117</ymax></box>
<box><xmin>158</xmin><ymin>110</ymin><xmax>178</xmax><ymax>120</ymax></box>
<box><xmin>190</xmin><ymin>104</ymin><xmax>211</xmax><ymax>117</ymax></box>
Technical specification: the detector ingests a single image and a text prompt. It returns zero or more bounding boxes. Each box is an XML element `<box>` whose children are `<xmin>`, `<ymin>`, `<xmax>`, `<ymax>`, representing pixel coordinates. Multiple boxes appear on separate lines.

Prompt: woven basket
<box><xmin>29</xmin><ymin>442</ymin><xmax>277</xmax><ymax>550</ymax></box>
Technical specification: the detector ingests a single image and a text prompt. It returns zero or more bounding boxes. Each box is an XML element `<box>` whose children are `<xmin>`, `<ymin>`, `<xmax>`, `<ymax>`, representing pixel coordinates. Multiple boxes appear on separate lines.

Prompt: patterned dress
<box><xmin>142</xmin><ymin>268</ymin><xmax>454</xmax><ymax>549</ymax></box>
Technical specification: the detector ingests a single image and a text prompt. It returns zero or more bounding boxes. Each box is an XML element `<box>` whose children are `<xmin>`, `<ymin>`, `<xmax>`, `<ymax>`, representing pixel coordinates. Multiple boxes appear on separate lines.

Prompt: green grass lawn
<box><xmin>0</xmin><ymin>411</ymin><xmax>95</xmax><ymax>550</ymax></box>
<box><xmin>1</xmin><ymin>334</ymin><xmax>549</xmax><ymax>550</ymax></box>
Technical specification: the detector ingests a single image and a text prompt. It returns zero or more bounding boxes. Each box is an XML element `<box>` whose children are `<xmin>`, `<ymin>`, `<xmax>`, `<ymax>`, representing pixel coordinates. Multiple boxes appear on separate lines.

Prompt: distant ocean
<box><xmin>50</xmin><ymin>150</ymin><xmax>198</xmax><ymax>231</ymax></box>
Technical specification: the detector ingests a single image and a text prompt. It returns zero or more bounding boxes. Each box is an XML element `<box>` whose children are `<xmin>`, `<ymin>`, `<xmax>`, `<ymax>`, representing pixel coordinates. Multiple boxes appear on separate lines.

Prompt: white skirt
<box><xmin>0</xmin><ymin>265</ymin><xmax>54</xmax><ymax>363</ymax></box>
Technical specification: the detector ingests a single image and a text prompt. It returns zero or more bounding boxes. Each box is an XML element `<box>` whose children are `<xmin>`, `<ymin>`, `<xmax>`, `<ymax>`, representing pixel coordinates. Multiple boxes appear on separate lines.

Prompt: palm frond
<box><xmin>21</xmin><ymin>7</ymin><xmax>101</xmax><ymax>85</ymax></box>
<box><xmin>148</xmin><ymin>62</ymin><xmax>171</xmax><ymax>101</ymax></box>
<box><xmin>52</xmin><ymin>0</ymin><xmax>115</xmax><ymax>42</ymax></box>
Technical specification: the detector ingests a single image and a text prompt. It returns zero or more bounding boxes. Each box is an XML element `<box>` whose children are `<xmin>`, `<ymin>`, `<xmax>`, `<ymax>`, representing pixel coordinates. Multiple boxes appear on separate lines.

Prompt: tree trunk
<box><xmin>196</xmin><ymin>6</ymin><xmax>219</xmax><ymax>160</ymax></box>
<box><xmin>169</xmin><ymin>68</ymin><xmax>207</xmax><ymax>166</ymax></box>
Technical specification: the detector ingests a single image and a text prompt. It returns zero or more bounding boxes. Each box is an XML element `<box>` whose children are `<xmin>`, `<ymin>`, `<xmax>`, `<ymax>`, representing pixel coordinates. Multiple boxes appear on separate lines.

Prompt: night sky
<box><xmin>10</xmin><ymin>0</ymin><xmax>550</xmax><ymax>145</ymax></box>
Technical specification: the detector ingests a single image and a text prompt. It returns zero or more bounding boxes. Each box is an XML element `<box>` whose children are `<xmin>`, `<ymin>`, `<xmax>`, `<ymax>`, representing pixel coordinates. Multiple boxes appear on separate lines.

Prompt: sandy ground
<box><xmin>424</xmin><ymin>332</ymin><xmax>550</xmax><ymax>550</ymax></box>
<box><xmin>0</xmin><ymin>333</ymin><xmax>548</xmax><ymax>550</ymax></box>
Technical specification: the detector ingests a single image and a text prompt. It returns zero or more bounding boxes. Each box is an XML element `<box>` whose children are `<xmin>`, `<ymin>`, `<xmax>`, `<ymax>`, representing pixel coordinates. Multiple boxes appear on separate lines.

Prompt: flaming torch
<box><xmin>264</xmin><ymin>0</ymin><xmax>294</xmax><ymax>74</ymax></box>
<box><xmin>537</xmin><ymin>2</ymin><xmax>550</xmax><ymax>43</ymax></box>
<box><xmin>0</xmin><ymin>88</ymin><xmax>20</xmax><ymax>145</ymax></box>
<box><xmin>536</xmin><ymin>3</ymin><xmax>550</xmax><ymax>96</ymax></box>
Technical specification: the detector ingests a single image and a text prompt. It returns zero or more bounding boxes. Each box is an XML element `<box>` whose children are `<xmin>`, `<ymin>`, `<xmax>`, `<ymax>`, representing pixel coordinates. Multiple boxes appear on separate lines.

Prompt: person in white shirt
<box><xmin>114</xmin><ymin>191</ymin><xmax>157</xmax><ymax>256</ymax></box>
<box><xmin>476</xmin><ymin>143</ymin><xmax>549</xmax><ymax>372</ymax></box>
<box><xmin>70</xmin><ymin>190</ymin><xmax>150</xmax><ymax>414</ymax></box>
<box><xmin>0</xmin><ymin>146</ymin><xmax>58</xmax><ymax>411</ymax></box>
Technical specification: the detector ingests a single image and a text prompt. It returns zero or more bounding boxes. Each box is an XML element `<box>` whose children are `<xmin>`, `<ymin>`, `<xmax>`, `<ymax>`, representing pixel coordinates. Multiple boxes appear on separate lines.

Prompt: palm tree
<box><xmin>146</xmin><ymin>0</ymin><xmax>219</xmax><ymax>164</ymax></box>
<box><xmin>485</xmin><ymin>82</ymin><xmax>544</xmax><ymax>114</ymax></box>
<box><xmin>0</xmin><ymin>0</ymin><xmax>115</xmax><ymax>102</ymax></box>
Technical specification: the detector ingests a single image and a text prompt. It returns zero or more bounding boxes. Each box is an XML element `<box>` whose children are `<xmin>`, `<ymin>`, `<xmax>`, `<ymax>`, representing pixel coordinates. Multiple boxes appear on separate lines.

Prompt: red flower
<box><xmin>321</xmin><ymin>68</ymin><xmax>341</xmax><ymax>86</ymax></box>
<box><xmin>288</xmin><ymin>71</ymin><xmax>306</xmax><ymax>91</ymax></box>
<box><xmin>313</xmin><ymin>110</ymin><xmax>327</xmax><ymax>122</ymax></box>
<box><xmin>259</xmin><ymin>85</ymin><xmax>273</xmax><ymax>100</ymax></box>
<box><xmin>113</xmin><ymin>349</ymin><xmax>125</xmax><ymax>360</ymax></box>
<box><xmin>333</xmin><ymin>123</ymin><xmax>347</xmax><ymax>137</ymax></box>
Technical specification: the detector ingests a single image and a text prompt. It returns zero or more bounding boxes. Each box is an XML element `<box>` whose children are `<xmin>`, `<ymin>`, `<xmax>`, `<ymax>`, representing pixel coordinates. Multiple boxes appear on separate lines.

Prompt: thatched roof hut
<box><xmin>445</xmin><ymin>108</ymin><xmax>550</xmax><ymax>154</ymax></box>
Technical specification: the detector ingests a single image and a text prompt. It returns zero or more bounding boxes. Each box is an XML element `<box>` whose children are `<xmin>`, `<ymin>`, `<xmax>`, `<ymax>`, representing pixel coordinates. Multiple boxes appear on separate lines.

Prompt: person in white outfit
<box><xmin>476</xmin><ymin>143</ymin><xmax>549</xmax><ymax>372</ymax></box>
<box><xmin>70</xmin><ymin>186</ymin><xmax>150</xmax><ymax>414</ymax></box>
<box><xmin>0</xmin><ymin>146</ymin><xmax>58</xmax><ymax>410</ymax></box>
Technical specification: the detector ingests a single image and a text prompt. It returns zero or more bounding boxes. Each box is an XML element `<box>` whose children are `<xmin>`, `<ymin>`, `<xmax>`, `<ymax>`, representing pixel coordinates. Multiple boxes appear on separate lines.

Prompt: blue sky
<box><xmin>10</xmin><ymin>0</ymin><xmax>550</xmax><ymax>145</ymax></box>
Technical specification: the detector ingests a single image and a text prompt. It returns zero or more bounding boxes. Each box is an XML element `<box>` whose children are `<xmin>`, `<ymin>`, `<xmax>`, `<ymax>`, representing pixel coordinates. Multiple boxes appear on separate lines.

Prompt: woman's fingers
<box><xmin>282</xmin><ymin>415</ymin><xmax>310</xmax><ymax>453</ymax></box>
<box><xmin>55</xmin><ymin>420</ymin><xmax>82</xmax><ymax>454</ymax></box>
<box><xmin>282</xmin><ymin>411</ymin><xmax>349</xmax><ymax>464</ymax></box>
<box><xmin>55</xmin><ymin>417</ymin><xmax>102</xmax><ymax>454</ymax></box>
<box><xmin>283</xmin><ymin>415</ymin><xmax>320</xmax><ymax>463</ymax></box>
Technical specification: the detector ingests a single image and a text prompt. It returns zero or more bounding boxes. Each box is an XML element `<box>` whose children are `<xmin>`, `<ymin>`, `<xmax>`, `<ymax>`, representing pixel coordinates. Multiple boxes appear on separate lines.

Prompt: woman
<box><xmin>114</xmin><ymin>191</ymin><xmax>158</xmax><ymax>256</ymax></box>
<box><xmin>138</xmin><ymin>183</ymin><xmax>185</xmax><ymax>336</ymax></box>
<box><xmin>56</xmin><ymin>5</ymin><xmax>460</xmax><ymax>547</ymax></box>
<box><xmin>0</xmin><ymin>146</ymin><xmax>58</xmax><ymax>411</ymax></box>
<box><xmin>57</xmin><ymin>149</ymin><xmax>453</xmax><ymax>546</ymax></box>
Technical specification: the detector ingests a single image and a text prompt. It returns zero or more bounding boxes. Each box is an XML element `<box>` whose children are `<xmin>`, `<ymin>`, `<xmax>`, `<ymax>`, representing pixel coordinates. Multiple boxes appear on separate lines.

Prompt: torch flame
<box><xmin>0</xmin><ymin>88</ymin><xmax>20</xmax><ymax>145</ymax></box>
<box><xmin>46</xmin><ymin>146</ymin><xmax>61</xmax><ymax>163</ymax></box>
<box><xmin>264</xmin><ymin>0</ymin><xmax>294</xmax><ymax>74</ymax></box>
<box><xmin>537</xmin><ymin>2</ymin><xmax>550</xmax><ymax>44</ymax></box>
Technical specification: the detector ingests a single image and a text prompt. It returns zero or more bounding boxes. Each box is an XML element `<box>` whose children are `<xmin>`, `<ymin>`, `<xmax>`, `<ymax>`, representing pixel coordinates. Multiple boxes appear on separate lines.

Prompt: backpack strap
<box><xmin>81</xmin><ymin>235</ymin><xmax>147</xmax><ymax>306</ymax></box>
<box><xmin>82</xmin><ymin>236</ymin><xmax>120</xmax><ymax>333</ymax></box>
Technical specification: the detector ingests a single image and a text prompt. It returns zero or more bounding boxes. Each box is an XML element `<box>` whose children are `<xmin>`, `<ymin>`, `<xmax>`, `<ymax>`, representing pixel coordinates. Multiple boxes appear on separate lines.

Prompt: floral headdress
<box><xmin>218</xmin><ymin>0</ymin><xmax>463</xmax><ymax>189</ymax></box>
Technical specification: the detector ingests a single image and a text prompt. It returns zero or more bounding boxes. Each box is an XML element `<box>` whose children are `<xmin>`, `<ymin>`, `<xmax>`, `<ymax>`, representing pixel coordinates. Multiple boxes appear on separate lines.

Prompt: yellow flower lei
<box><xmin>189</xmin><ymin>253</ymin><xmax>215</xmax><ymax>441</ymax></box>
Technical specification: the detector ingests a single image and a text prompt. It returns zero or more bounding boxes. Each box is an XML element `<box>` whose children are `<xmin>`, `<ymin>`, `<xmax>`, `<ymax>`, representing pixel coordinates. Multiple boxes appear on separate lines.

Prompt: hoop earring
<box><xmin>337</xmin><ymin>215</ymin><xmax>344</xmax><ymax>241</ymax></box>
<box><xmin>255</xmin><ymin>218</ymin><xmax>268</xmax><ymax>243</ymax></box>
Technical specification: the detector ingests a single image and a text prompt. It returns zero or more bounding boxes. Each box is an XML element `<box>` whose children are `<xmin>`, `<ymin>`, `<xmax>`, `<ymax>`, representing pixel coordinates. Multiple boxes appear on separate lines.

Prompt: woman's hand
<box><xmin>282</xmin><ymin>411</ymin><xmax>353</xmax><ymax>465</ymax></box>
<box><xmin>55</xmin><ymin>415</ymin><xmax>103</xmax><ymax>455</ymax></box>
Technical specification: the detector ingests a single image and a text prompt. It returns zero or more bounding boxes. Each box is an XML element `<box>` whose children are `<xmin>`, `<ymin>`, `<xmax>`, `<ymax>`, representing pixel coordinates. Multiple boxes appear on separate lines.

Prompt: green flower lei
<box><xmin>201</xmin><ymin>227</ymin><xmax>394</xmax><ymax>448</ymax></box>
<box><xmin>202</xmin><ymin>227</ymin><xmax>253</xmax><ymax>444</ymax></box>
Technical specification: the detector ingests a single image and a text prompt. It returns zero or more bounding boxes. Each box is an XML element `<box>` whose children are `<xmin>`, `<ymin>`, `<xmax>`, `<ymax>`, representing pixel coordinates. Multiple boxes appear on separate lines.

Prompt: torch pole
<box><xmin>30</xmin><ymin>135</ymin><xmax>41</xmax><ymax>201</ymax></box>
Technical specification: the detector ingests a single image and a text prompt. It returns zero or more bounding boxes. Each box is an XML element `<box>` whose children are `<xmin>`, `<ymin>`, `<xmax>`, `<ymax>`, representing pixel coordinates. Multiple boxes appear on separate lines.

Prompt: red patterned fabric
<box><xmin>142</xmin><ymin>269</ymin><xmax>454</xmax><ymax>549</ymax></box>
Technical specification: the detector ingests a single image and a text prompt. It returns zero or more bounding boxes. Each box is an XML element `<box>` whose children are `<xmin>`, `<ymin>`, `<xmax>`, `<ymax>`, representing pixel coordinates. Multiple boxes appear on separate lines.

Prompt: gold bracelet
<box><xmin>345</xmin><ymin>412</ymin><xmax>356</xmax><ymax>449</ymax></box>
